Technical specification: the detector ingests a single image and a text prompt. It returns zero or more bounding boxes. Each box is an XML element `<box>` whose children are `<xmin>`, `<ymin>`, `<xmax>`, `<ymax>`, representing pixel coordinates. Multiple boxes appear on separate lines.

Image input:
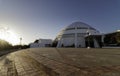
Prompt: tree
<box><xmin>0</xmin><ymin>39</ymin><xmax>12</xmax><ymax>51</ymax></box>
<box><xmin>116</xmin><ymin>32</ymin><xmax>120</xmax><ymax>44</ymax></box>
<box><xmin>34</xmin><ymin>39</ymin><xmax>39</xmax><ymax>43</ymax></box>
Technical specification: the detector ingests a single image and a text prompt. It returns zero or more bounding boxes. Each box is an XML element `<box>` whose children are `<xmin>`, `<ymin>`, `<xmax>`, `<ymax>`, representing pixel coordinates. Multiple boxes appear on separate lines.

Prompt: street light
<box><xmin>102</xmin><ymin>33</ymin><xmax>105</xmax><ymax>47</ymax></box>
<box><xmin>20</xmin><ymin>37</ymin><xmax>22</xmax><ymax>45</ymax></box>
<box><xmin>86</xmin><ymin>30</ymin><xmax>91</xmax><ymax>49</ymax></box>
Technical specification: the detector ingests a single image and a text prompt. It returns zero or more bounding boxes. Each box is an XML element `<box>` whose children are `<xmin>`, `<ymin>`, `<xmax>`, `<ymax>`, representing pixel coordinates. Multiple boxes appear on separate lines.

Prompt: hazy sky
<box><xmin>0</xmin><ymin>0</ymin><xmax>120</xmax><ymax>44</ymax></box>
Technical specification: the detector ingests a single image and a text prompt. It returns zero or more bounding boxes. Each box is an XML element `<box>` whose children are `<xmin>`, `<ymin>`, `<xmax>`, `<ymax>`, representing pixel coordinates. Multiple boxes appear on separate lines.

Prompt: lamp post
<box><xmin>86</xmin><ymin>30</ymin><xmax>91</xmax><ymax>49</ymax></box>
<box><xmin>102</xmin><ymin>33</ymin><xmax>105</xmax><ymax>47</ymax></box>
<box><xmin>20</xmin><ymin>37</ymin><xmax>22</xmax><ymax>45</ymax></box>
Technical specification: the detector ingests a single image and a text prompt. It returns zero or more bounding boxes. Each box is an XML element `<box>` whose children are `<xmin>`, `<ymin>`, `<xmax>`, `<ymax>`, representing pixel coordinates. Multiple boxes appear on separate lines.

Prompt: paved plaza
<box><xmin>0</xmin><ymin>48</ymin><xmax>120</xmax><ymax>76</ymax></box>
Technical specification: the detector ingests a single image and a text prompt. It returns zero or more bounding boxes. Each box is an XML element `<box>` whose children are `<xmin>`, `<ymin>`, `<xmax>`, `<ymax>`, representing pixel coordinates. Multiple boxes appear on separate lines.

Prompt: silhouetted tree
<box><xmin>34</xmin><ymin>39</ymin><xmax>39</xmax><ymax>43</ymax></box>
<box><xmin>0</xmin><ymin>39</ymin><xmax>12</xmax><ymax>51</ymax></box>
<box><xmin>13</xmin><ymin>45</ymin><xmax>29</xmax><ymax>49</ymax></box>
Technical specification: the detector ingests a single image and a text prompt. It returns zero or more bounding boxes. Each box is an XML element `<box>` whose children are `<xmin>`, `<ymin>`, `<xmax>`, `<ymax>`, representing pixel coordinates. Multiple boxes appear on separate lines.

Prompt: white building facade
<box><xmin>55</xmin><ymin>22</ymin><xmax>100</xmax><ymax>48</ymax></box>
<box><xmin>30</xmin><ymin>39</ymin><xmax>52</xmax><ymax>48</ymax></box>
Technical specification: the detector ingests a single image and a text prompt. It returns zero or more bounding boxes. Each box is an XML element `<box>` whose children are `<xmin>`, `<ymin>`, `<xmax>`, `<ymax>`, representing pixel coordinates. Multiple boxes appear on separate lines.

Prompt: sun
<box><xmin>0</xmin><ymin>26</ymin><xmax>19</xmax><ymax>45</ymax></box>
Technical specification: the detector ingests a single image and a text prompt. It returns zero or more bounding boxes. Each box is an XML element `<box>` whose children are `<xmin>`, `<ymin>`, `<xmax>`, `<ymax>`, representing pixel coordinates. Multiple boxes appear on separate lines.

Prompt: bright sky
<box><xmin>0</xmin><ymin>0</ymin><xmax>120</xmax><ymax>45</ymax></box>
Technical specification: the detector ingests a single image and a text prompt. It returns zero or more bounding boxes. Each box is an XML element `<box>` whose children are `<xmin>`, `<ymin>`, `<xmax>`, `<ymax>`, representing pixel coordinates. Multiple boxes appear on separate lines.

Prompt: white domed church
<box><xmin>54</xmin><ymin>22</ymin><xmax>100</xmax><ymax>48</ymax></box>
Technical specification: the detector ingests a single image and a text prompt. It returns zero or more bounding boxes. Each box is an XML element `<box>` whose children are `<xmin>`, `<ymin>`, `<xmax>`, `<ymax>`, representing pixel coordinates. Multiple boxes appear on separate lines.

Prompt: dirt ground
<box><xmin>0</xmin><ymin>48</ymin><xmax>120</xmax><ymax>76</ymax></box>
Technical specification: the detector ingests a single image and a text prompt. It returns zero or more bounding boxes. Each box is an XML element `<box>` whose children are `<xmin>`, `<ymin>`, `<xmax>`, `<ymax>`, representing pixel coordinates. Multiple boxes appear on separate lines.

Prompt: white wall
<box><xmin>57</xmin><ymin>29</ymin><xmax>100</xmax><ymax>48</ymax></box>
<box><xmin>30</xmin><ymin>39</ymin><xmax>52</xmax><ymax>48</ymax></box>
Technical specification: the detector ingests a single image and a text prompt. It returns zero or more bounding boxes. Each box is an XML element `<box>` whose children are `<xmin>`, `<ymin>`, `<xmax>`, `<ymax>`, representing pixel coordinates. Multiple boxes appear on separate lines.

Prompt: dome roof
<box><xmin>64</xmin><ymin>22</ymin><xmax>96</xmax><ymax>30</ymax></box>
<box><xmin>56</xmin><ymin>22</ymin><xmax>100</xmax><ymax>37</ymax></box>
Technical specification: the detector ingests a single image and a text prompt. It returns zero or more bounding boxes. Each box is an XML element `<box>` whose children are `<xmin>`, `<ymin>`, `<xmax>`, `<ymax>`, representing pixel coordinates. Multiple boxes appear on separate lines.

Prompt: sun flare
<box><xmin>0</xmin><ymin>26</ymin><xmax>19</xmax><ymax>45</ymax></box>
